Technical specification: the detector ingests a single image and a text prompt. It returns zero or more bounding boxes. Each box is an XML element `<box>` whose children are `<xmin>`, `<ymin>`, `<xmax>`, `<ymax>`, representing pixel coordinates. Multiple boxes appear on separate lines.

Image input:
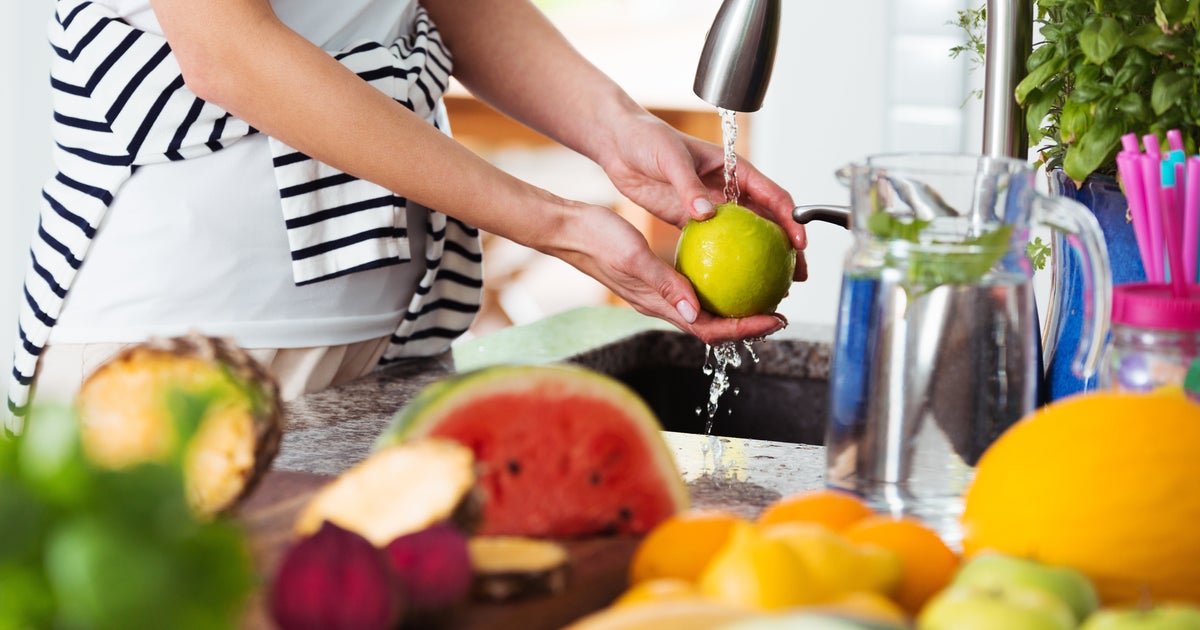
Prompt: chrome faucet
<box><xmin>693</xmin><ymin>0</ymin><xmax>781</xmax><ymax>112</ymax></box>
<box><xmin>982</xmin><ymin>0</ymin><xmax>1034</xmax><ymax>158</ymax></box>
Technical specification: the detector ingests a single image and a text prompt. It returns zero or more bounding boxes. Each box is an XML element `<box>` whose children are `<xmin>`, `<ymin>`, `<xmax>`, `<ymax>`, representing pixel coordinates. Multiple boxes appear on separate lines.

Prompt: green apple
<box><xmin>1080</xmin><ymin>604</ymin><xmax>1200</xmax><ymax>630</ymax></box>
<box><xmin>952</xmin><ymin>552</ymin><xmax>1100</xmax><ymax>622</ymax></box>
<box><xmin>917</xmin><ymin>583</ymin><xmax>1075</xmax><ymax>630</ymax></box>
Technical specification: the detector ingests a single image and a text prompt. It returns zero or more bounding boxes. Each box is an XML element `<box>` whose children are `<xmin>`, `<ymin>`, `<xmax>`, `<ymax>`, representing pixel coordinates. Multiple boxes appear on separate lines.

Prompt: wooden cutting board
<box><xmin>235</xmin><ymin>469</ymin><xmax>639</xmax><ymax>630</ymax></box>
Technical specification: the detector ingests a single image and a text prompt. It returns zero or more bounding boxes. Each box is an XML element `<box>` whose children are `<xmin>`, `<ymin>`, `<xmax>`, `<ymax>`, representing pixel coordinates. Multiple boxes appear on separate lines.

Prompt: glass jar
<box><xmin>1099</xmin><ymin>283</ymin><xmax>1200</xmax><ymax>393</ymax></box>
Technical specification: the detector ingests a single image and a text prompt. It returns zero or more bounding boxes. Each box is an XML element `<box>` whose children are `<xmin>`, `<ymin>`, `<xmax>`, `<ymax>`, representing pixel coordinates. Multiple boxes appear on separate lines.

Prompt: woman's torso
<box><xmin>50</xmin><ymin>0</ymin><xmax>428</xmax><ymax>348</ymax></box>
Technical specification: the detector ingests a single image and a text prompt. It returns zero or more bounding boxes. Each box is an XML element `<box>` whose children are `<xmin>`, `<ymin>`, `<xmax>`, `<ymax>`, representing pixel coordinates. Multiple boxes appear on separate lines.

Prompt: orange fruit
<box><xmin>843</xmin><ymin>515</ymin><xmax>959</xmax><ymax>616</ymax></box>
<box><xmin>628</xmin><ymin>509</ymin><xmax>745</xmax><ymax>584</ymax></box>
<box><xmin>961</xmin><ymin>391</ymin><xmax>1200</xmax><ymax>605</ymax></box>
<box><xmin>756</xmin><ymin>489</ymin><xmax>875</xmax><ymax>531</ymax></box>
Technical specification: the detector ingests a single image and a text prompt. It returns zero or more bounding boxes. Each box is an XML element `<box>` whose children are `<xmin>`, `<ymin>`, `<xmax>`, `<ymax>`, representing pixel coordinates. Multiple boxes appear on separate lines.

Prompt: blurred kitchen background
<box><xmin>0</xmin><ymin>0</ymin><xmax>984</xmax><ymax>401</ymax></box>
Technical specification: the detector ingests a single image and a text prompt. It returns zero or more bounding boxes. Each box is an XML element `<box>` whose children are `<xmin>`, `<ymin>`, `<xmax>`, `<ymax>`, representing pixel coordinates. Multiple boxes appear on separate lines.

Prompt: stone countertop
<box><xmin>272</xmin><ymin>323</ymin><xmax>831</xmax><ymax>517</ymax></box>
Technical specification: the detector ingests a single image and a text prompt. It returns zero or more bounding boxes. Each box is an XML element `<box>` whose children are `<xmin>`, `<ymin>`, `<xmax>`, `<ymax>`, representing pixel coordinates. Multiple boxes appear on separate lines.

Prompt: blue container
<box><xmin>1045</xmin><ymin>171</ymin><xmax>1146</xmax><ymax>401</ymax></box>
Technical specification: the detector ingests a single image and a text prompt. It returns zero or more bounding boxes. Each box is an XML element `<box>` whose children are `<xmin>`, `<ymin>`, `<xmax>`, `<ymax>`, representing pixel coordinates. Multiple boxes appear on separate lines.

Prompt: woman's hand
<box><xmin>544</xmin><ymin>203</ymin><xmax>789</xmax><ymax>344</ymax></box>
<box><xmin>597</xmin><ymin>113</ymin><xmax>808</xmax><ymax>282</ymax></box>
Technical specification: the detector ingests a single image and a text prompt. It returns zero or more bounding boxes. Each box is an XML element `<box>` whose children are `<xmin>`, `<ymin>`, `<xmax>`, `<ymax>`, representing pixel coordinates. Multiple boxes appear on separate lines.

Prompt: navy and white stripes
<box><xmin>7</xmin><ymin>1</ymin><xmax>483</xmax><ymax>431</ymax></box>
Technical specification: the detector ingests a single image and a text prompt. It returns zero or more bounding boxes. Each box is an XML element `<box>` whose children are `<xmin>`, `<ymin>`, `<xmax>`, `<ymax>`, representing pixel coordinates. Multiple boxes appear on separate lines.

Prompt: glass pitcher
<box><xmin>794</xmin><ymin>154</ymin><xmax>1112</xmax><ymax>545</ymax></box>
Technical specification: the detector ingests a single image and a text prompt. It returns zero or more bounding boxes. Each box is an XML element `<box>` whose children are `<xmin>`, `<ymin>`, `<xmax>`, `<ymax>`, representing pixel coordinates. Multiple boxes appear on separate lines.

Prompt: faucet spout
<box><xmin>693</xmin><ymin>0</ymin><xmax>781</xmax><ymax>113</ymax></box>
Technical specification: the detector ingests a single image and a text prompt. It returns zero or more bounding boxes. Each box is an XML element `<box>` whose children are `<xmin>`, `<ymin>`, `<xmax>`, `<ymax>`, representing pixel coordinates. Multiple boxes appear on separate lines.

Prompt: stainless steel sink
<box><xmin>568</xmin><ymin>330</ymin><xmax>831</xmax><ymax>445</ymax></box>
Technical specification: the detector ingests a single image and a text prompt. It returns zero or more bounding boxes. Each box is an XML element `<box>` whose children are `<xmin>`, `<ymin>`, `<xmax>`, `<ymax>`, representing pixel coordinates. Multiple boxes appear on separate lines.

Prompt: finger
<box><xmin>689</xmin><ymin>312</ymin><xmax>789</xmax><ymax>345</ymax></box>
<box><xmin>738</xmin><ymin>159</ymin><xmax>806</xmax><ymax>250</ymax></box>
<box><xmin>794</xmin><ymin>250</ymin><xmax>809</xmax><ymax>282</ymax></box>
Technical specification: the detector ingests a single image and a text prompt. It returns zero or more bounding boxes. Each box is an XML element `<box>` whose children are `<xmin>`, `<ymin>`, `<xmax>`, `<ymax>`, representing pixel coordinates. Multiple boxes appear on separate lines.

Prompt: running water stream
<box><xmin>696</xmin><ymin>108</ymin><xmax>761</xmax><ymax>478</ymax></box>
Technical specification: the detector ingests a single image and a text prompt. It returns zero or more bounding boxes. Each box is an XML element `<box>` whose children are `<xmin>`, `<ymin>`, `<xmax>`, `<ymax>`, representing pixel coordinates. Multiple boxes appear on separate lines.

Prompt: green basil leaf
<box><xmin>1131</xmin><ymin>22</ymin><xmax>1165</xmax><ymax>49</ymax></box>
<box><xmin>1115</xmin><ymin>91</ymin><xmax>1147</xmax><ymax>118</ymax></box>
<box><xmin>1070</xmin><ymin>62</ymin><xmax>1106</xmax><ymax>101</ymax></box>
<box><xmin>1079</xmin><ymin>16</ymin><xmax>1126</xmax><ymax>64</ymax></box>
<box><xmin>1016</xmin><ymin>55</ymin><xmax>1066</xmax><ymax>104</ymax></box>
<box><xmin>1060</xmin><ymin>99</ymin><xmax>1093</xmax><ymax>142</ymax></box>
<box><xmin>1064</xmin><ymin>117</ymin><xmax>1123</xmax><ymax>182</ymax></box>
<box><xmin>1158</xmin><ymin>0</ymin><xmax>1190</xmax><ymax>25</ymax></box>
<box><xmin>1025</xmin><ymin>87</ymin><xmax>1059</xmax><ymax>141</ymax></box>
<box><xmin>1152</xmin><ymin>70</ymin><xmax>1191</xmax><ymax>115</ymax></box>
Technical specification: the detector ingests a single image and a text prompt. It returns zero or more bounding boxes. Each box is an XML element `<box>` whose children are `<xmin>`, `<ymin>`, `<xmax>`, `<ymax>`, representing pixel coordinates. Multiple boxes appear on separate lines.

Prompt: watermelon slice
<box><xmin>377</xmin><ymin>364</ymin><xmax>689</xmax><ymax>537</ymax></box>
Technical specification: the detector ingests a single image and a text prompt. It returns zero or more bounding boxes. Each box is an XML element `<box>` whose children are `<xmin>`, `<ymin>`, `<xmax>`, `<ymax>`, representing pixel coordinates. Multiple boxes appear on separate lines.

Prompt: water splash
<box><xmin>702</xmin><ymin>341</ymin><xmax>743</xmax><ymax>436</ymax></box>
<box><xmin>719</xmin><ymin>108</ymin><xmax>740</xmax><ymax>204</ymax></box>
<box><xmin>742</xmin><ymin>338</ymin><xmax>760</xmax><ymax>364</ymax></box>
<box><xmin>699</xmin><ymin>433</ymin><xmax>727</xmax><ymax>481</ymax></box>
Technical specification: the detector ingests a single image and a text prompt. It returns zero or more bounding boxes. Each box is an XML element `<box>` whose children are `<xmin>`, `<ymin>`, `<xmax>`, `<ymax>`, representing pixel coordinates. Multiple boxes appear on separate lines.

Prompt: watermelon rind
<box><xmin>376</xmin><ymin>363</ymin><xmax>689</xmax><ymax>525</ymax></box>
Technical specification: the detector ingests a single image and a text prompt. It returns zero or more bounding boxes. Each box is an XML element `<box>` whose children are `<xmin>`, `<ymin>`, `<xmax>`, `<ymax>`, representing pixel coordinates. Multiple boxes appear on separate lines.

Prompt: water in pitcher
<box><xmin>824</xmin><ymin>268</ymin><xmax>1037</xmax><ymax>547</ymax></box>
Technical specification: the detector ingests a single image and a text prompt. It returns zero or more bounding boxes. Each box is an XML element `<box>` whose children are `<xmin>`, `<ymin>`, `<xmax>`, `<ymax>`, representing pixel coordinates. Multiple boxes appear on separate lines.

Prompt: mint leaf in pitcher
<box><xmin>907</xmin><ymin>225</ymin><xmax>1014</xmax><ymax>289</ymax></box>
<box><xmin>867</xmin><ymin>212</ymin><xmax>930</xmax><ymax>243</ymax></box>
<box><xmin>868</xmin><ymin>211</ymin><xmax>1014</xmax><ymax>293</ymax></box>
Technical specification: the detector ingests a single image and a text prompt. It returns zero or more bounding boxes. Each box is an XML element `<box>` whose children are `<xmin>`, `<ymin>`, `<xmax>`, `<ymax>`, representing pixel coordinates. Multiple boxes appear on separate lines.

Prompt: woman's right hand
<box><xmin>544</xmin><ymin>202</ymin><xmax>787</xmax><ymax>345</ymax></box>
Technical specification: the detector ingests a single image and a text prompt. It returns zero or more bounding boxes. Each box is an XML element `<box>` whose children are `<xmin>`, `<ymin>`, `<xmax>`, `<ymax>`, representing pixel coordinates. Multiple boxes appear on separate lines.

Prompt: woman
<box><xmin>7</xmin><ymin>0</ymin><xmax>805</xmax><ymax>431</ymax></box>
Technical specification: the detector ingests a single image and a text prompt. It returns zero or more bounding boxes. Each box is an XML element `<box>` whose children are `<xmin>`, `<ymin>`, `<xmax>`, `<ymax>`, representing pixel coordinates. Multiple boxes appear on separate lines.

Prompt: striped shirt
<box><xmin>6</xmin><ymin>0</ymin><xmax>483</xmax><ymax>431</ymax></box>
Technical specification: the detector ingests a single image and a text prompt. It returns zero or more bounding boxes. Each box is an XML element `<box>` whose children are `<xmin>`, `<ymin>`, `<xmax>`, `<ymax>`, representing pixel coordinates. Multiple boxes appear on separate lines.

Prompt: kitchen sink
<box><xmin>568</xmin><ymin>329</ymin><xmax>831</xmax><ymax>446</ymax></box>
<box><xmin>616</xmin><ymin>366</ymin><xmax>828</xmax><ymax>445</ymax></box>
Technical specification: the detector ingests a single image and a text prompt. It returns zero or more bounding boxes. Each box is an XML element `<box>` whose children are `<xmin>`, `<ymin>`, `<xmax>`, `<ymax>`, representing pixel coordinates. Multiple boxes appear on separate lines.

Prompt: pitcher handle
<box><xmin>1033</xmin><ymin>195</ymin><xmax>1113</xmax><ymax>379</ymax></box>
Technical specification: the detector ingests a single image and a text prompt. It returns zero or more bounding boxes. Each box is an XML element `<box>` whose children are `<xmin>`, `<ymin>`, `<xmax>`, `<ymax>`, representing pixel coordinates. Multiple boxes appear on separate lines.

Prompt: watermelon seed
<box><xmin>507</xmin><ymin>460</ymin><xmax>521</xmax><ymax>475</ymax></box>
<box><xmin>589</xmin><ymin>471</ymin><xmax>601</xmax><ymax>485</ymax></box>
<box><xmin>618</xmin><ymin>507</ymin><xmax>633</xmax><ymax>522</ymax></box>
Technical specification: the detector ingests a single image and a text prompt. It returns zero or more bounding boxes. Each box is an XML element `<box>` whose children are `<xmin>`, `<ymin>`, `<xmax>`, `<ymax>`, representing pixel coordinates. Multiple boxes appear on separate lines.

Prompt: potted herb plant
<box><xmin>955</xmin><ymin>1</ymin><xmax>1200</xmax><ymax>182</ymax></box>
<box><xmin>1015</xmin><ymin>0</ymin><xmax>1200</xmax><ymax>182</ymax></box>
<box><xmin>954</xmin><ymin>1</ymin><xmax>1199</xmax><ymax>397</ymax></box>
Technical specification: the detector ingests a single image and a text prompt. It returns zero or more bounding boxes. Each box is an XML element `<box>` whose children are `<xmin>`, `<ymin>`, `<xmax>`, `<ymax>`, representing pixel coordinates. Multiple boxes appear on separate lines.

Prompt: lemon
<box><xmin>698</xmin><ymin>521</ymin><xmax>826</xmax><ymax>609</ymax></box>
<box><xmin>674</xmin><ymin>203</ymin><xmax>796</xmax><ymax>318</ymax></box>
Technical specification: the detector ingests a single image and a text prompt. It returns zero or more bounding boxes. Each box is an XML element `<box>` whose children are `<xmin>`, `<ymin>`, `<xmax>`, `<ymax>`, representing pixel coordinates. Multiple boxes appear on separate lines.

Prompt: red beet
<box><xmin>383</xmin><ymin>522</ymin><xmax>473</xmax><ymax>612</ymax></box>
<box><xmin>270</xmin><ymin>521</ymin><xmax>403</xmax><ymax>630</ymax></box>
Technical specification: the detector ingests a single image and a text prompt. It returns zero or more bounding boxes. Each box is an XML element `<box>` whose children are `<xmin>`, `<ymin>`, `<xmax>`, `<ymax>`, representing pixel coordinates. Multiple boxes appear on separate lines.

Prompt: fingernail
<box><xmin>676</xmin><ymin>300</ymin><xmax>698</xmax><ymax>324</ymax></box>
<box><xmin>770</xmin><ymin>314</ymin><xmax>788</xmax><ymax>333</ymax></box>
<box><xmin>692</xmin><ymin>197</ymin><xmax>714</xmax><ymax>218</ymax></box>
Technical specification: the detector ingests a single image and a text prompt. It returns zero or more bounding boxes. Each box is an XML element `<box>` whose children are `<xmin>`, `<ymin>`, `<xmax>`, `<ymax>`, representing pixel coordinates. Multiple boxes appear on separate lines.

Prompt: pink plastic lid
<box><xmin>1111</xmin><ymin>283</ymin><xmax>1200</xmax><ymax>331</ymax></box>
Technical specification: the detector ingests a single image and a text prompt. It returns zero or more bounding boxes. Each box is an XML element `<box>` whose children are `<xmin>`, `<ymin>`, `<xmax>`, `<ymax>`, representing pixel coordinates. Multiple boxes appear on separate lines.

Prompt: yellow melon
<box><xmin>961</xmin><ymin>390</ymin><xmax>1200</xmax><ymax>605</ymax></box>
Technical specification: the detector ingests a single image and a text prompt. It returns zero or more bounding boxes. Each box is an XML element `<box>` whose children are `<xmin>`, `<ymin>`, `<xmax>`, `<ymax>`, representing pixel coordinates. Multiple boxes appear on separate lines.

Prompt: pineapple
<box><xmin>75</xmin><ymin>333</ymin><xmax>283</xmax><ymax>517</ymax></box>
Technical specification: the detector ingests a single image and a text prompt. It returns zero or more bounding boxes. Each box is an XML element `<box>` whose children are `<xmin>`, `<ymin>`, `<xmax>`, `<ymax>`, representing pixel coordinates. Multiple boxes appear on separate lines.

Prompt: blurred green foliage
<box><xmin>0</xmin><ymin>395</ymin><xmax>255</xmax><ymax>630</ymax></box>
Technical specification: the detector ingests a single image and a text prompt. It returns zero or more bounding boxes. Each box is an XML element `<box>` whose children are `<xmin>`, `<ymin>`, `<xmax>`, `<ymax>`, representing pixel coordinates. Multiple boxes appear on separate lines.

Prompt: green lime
<box><xmin>674</xmin><ymin>202</ymin><xmax>795</xmax><ymax>318</ymax></box>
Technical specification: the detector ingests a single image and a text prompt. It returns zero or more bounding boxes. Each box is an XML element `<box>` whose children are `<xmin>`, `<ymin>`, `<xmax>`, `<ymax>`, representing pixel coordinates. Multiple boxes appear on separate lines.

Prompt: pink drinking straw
<box><xmin>1168</xmin><ymin>128</ymin><xmax>1186</xmax><ymax>153</ymax></box>
<box><xmin>1160</xmin><ymin>184</ymin><xmax>1190</xmax><ymax>297</ymax></box>
<box><xmin>1144</xmin><ymin>133</ymin><xmax>1162</xmax><ymax>161</ymax></box>
<box><xmin>1142</xmin><ymin>132</ymin><xmax>1161</xmax><ymax>160</ymax></box>
<box><xmin>1175</xmin><ymin>158</ymin><xmax>1186</xmax><ymax>219</ymax></box>
<box><xmin>1140</xmin><ymin>154</ymin><xmax>1166</xmax><ymax>282</ymax></box>
<box><xmin>1122</xmin><ymin>133</ymin><xmax>1141</xmax><ymax>155</ymax></box>
<box><xmin>1187</xmin><ymin>157</ymin><xmax>1200</xmax><ymax>283</ymax></box>
<box><xmin>1118</xmin><ymin>152</ymin><xmax>1154</xmax><ymax>278</ymax></box>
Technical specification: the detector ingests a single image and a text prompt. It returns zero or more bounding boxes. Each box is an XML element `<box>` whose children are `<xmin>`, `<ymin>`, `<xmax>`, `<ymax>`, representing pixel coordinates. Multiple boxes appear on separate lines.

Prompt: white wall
<box><xmin>758</xmin><ymin>0</ymin><xmax>983</xmax><ymax>330</ymax></box>
<box><xmin>1</xmin><ymin>2</ymin><xmax>55</xmax><ymax>403</ymax></box>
